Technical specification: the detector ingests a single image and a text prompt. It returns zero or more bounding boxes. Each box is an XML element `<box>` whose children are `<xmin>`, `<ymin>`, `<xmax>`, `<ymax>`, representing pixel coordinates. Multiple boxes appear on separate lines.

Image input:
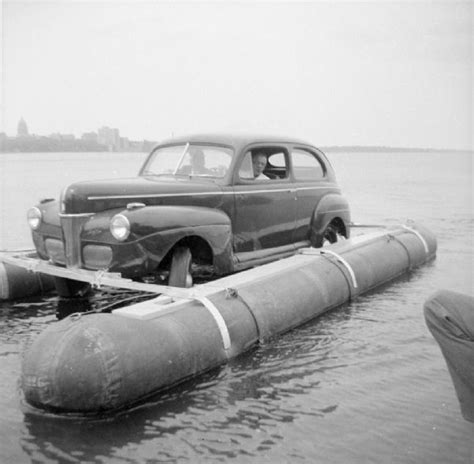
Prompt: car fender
<box><xmin>310</xmin><ymin>194</ymin><xmax>351</xmax><ymax>239</ymax></box>
<box><xmin>83</xmin><ymin>205</ymin><xmax>233</xmax><ymax>274</ymax></box>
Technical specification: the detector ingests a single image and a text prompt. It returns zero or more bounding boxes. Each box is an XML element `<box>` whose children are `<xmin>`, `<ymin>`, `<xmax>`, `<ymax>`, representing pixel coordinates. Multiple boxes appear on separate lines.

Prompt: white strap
<box><xmin>0</xmin><ymin>263</ymin><xmax>9</xmax><ymax>300</ymax></box>
<box><xmin>319</xmin><ymin>249</ymin><xmax>358</xmax><ymax>289</ymax></box>
<box><xmin>195</xmin><ymin>296</ymin><xmax>231</xmax><ymax>353</ymax></box>
<box><xmin>401</xmin><ymin>225</ymin><xmax>429</xmax><ymax>254</ymax></box>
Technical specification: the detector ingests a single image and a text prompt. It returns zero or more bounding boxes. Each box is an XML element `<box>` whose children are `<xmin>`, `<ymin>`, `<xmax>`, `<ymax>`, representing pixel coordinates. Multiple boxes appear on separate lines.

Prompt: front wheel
<box><xmin>321</xmin><ymin>224</ymin><xmax>346</xmax><ymax>247</ymax></box>
<box><xmin>53</xmin><ymin>277</ymin><xmax>92</xmax><ymax>298</ymax></box>
<box><xmin>168</xmin><ymin>246</ymin><xmax>193</xmax><ymax>288</ymax></box>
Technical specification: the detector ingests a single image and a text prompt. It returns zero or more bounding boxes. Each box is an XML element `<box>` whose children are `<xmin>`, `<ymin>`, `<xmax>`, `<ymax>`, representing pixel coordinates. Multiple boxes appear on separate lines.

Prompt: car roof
<box><xmin>156</xmin><ymin>132</ymin><xmax>316</xmax><ymax>152</ymax></box>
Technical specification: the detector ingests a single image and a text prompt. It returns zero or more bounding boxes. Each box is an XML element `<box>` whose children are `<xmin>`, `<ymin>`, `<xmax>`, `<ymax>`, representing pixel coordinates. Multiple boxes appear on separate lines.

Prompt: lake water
<box><xmin>0</xmin><ymin>150</ymin><xmax>473</xmax><ymax>463</ymax></box>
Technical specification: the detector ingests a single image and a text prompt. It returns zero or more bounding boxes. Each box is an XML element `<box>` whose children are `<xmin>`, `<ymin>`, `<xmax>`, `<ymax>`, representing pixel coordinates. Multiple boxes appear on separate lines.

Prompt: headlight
<box><xmin>110</xmin><ymin>214</ymin><xmax>131</xmax><ymax>241</ymax></box>
<box><xmin>27</xmin><ymin>207</ymin><xmax>42</xmax><ymax>230</ymax></box>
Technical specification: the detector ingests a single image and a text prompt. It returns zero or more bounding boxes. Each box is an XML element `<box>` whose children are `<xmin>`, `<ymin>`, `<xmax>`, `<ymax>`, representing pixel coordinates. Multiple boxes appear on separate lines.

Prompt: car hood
<box><xmin>62</xmin><ymin>176</ymin><xmax>224</xmax><ymax>214</ymax></box>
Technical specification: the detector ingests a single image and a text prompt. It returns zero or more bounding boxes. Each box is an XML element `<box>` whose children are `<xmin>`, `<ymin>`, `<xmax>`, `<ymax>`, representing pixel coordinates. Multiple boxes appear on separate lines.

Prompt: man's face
<box><xmin>252</xmin><ymin>155</ymin><xmax>267</xmax><ymax>177</ymax></box>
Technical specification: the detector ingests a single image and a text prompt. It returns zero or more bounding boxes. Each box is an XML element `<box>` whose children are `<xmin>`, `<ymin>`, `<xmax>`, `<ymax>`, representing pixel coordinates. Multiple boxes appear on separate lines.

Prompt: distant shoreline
<box><xmin>322</xmin><ymin>146</ymin><xmax>472</xmax><ymax>154</ymax></box>
<box><xmin>0</xmin><ymin>151</ymin><xmax>148</xmax><ymax>155</ymax></box>
<box><xmin>0</xmin><ymin>146</ymin><xmax>471</xmax><ymax>154</ymax></box>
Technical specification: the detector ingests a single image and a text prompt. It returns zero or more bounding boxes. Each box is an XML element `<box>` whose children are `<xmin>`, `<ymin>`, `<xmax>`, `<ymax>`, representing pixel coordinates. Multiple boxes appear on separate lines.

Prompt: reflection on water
<box><xmin>1</xmin><ymin>151</ymin><xmax>473</xmax><ymax>463</ymax></box>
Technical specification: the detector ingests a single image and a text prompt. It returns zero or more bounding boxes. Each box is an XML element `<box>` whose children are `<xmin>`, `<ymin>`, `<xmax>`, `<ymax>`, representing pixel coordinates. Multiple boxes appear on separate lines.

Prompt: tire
<box><xmin>53</xmin><ymin>277</ymin><xmax>92</xmax><ymax>298</ymax></box>
<box><xmin>168</xmin><ymin>246</ymin><xmax>193</xmax><ymax>288</ymax></box>
<box><xmin>321</xmin><ymin>224</ymin><xmax>345</xmax><ymax>247</ymax></box>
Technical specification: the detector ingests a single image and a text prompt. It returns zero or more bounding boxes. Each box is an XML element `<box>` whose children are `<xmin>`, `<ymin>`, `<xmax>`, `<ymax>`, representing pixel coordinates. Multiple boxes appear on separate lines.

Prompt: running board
<box><xmin>233</xmin><ymin>241</ymin><xmax>310</xmax><ymax>271</ymax></box>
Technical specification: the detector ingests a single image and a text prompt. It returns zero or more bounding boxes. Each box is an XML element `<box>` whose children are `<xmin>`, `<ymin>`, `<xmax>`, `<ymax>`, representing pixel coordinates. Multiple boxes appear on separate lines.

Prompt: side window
<box><xmin>238</xmin><ymin>148</ymin><xmax>289</xmax><ymax>181</ymax></box>
<box><xmin>291</xmin><ymin>149</ymin><xmax>325</xmax><ymax>181</ymax></box>
<box><xmin>238</xmin><ymin>152</ymin><xmax>255</xmax><ymax>180</ymax></box>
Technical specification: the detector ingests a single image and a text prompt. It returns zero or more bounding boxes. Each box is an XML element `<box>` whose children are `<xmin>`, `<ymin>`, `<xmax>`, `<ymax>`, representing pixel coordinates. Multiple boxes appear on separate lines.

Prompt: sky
<box><xmin>1</xmin><ymin>0</ymin><xmax>472</xmax><ymax>150</ymax></box>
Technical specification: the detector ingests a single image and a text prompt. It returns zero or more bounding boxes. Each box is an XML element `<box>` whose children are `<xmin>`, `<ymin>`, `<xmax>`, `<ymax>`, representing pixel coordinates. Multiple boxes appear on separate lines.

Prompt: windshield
<box><xmin>141</xmin><ymin>144</ymin><xmax>233</xmax><ymax>179</ymax></box>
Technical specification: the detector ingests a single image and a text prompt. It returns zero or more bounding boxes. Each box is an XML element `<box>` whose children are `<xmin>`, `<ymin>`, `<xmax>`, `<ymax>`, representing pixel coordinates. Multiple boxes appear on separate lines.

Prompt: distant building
<box><xmin>120</xmin><ymin>137</ymin><xmax>130</xmax><ymax>151</ymax></box>
<box><xmin>81</xmin><ymin>132</ymin><xmax>98</xmax><ymax>142</ymax></box>
<box><xmin>127</xmin><ymin>140</ymin><xmax>145</xmax><ymax>152</ymax></box>
<box><xmin>49</xmin><ymin>133</ymin><xmax>76</xmax><ymax>141</ymax></box>
<box><xmin>17</xmin><ymin>118</ymin><xmax>29</xmax><ymax>137</ymax></box>
<box><xmin>0</xmin><ymin>132</ymin><xmax>6</xmax><ymax>150</ymax></box>
<box><xmin>97</xmin><ymin>126</ymin><xmax>120</xmax><ymax>151</ymax></box>
<box><xmin>0</xmin><ymin>120</ymin><xmax>152</xmax><ymax>152</ymax></box>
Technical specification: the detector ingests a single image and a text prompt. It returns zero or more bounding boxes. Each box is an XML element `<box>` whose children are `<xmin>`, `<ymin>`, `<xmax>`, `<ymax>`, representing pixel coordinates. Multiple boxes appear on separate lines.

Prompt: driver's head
<box><xmin>252</xmin><ymin>152</ymin><xmax>267</xmax><ymax>177</ymax></box>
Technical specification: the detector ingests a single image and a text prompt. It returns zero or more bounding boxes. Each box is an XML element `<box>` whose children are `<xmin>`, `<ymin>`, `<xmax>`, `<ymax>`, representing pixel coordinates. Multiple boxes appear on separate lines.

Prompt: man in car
<box><xmin>252</xmin><ymin>152</ymin><xmax>269</xmax><ymax>180</ymax></box>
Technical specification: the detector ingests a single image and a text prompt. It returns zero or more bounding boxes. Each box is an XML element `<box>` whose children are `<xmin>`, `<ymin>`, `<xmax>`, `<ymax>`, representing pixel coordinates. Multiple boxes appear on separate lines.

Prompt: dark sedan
<box><xmin>27</xmin><ymin>133</ymin><xmax>351</xmax><ymax>295</ymax></box>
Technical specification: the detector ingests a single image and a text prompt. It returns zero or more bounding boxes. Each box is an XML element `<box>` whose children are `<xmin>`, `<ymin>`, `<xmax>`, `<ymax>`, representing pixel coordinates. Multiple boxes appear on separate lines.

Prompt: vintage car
<box><xmin>27</xmin><ymin>133</ymin><xmax>351</xmax><ymax>296</ymax></box>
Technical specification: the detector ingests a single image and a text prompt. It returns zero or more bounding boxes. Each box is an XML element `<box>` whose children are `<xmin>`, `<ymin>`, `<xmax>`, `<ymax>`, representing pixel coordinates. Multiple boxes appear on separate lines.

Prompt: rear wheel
<box><xmin>53</xmin><ymin>277</ymin><xmax>92</xmax><ymax>298</ymax></box>
<box><xmin>168</xmin><ymin>246</ymin><xmax>193</xmax><ymax>288</ymax></box>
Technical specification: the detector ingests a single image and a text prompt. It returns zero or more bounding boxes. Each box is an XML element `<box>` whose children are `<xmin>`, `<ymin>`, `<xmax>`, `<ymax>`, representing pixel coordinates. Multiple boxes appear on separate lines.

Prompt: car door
<box><xmin>290</xmin><ymin>147</ymin><xmax>338</xmax><ymax>242</ymax></box>
<box><xmin>231</xmin><ymin>146</ymin><xmax>296</xmax><ymax>253</ymax></box>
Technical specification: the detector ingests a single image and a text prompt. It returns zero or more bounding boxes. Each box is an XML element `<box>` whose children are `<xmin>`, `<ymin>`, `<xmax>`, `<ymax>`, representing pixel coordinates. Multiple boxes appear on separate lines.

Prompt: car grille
<box><xmin>45</xmin><ymin>238</ymin><xmax>66</xmax><ymax>265</ymax></box>
<box><xmin>59</xmin><ymin>213</ymin><xmax>94</xmax><ymax>268</ymax></box>
<box><xmin>83</xmin><ymin>245</ymin><xmax>113</xmax><ymax>269</ymax></box>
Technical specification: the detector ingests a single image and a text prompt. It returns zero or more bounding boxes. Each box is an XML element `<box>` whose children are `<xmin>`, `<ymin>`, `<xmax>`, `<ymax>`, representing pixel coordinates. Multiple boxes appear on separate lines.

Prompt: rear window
<box><xmin>291</xmin><ymin>149</ymin><xmax>325</xmax><ymax>181</ymax></box>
